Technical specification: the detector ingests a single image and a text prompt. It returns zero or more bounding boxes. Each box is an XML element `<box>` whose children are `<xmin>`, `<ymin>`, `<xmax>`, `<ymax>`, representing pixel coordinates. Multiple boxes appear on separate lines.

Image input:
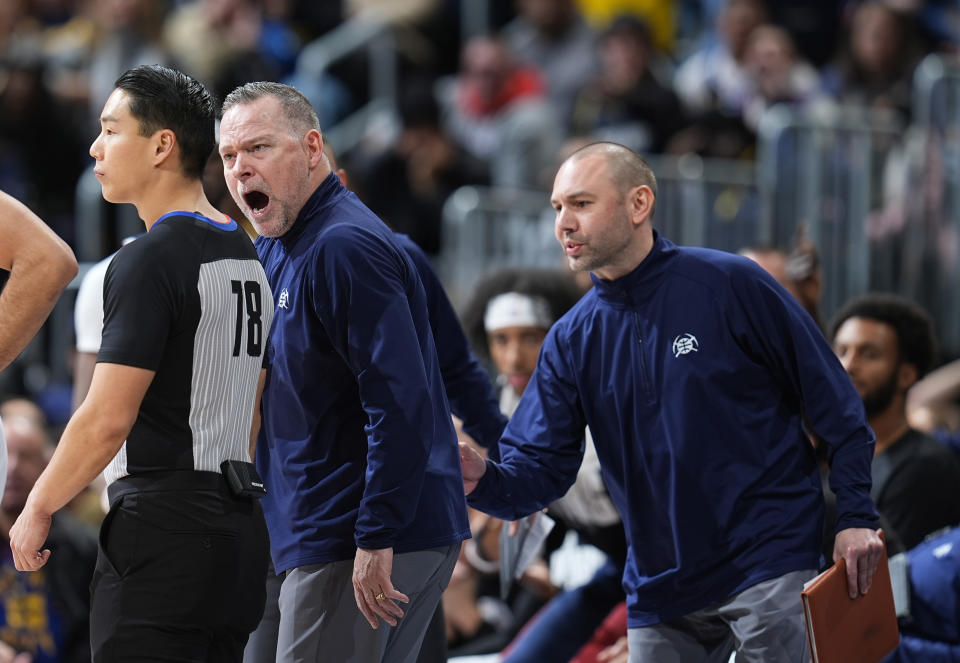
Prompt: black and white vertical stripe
<box><xmin>105</xmin><ymin>258</ymin><xmax>273</xmax><ymax>483</ymax></box>
<box><xmin>191</xmin><ymin>258</ymin><xmax>274</xmax><ymax>471</ymax></box>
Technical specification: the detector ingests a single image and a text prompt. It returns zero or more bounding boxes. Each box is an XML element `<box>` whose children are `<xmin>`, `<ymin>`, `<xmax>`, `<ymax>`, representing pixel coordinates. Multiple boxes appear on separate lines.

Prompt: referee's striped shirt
<box><xmin>99</xmin><ymin>212</ymin><xmax>273</xmax><ymax>484</ymax></box>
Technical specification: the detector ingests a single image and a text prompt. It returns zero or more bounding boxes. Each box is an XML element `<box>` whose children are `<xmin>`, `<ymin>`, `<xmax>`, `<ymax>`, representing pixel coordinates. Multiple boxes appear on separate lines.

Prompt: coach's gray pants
<box><xmin>276</xmin><ymin>544</ymin><xmax>459</xmax><ymax>663</ymax></box>
<box><xmin>627</xmin><ymin>568</ymin><xmax>817</xmax><ymax>663</ymax></box>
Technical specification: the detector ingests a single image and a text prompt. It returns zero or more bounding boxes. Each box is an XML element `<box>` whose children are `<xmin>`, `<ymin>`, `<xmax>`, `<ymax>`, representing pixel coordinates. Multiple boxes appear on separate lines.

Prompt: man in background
<box><xmin>1</xmin><ymin>414</ymin><xmax>97</xmax><ymax>663</ymax></box>
<box><xmin>832</xmin><ymin>293</ymin><xmax>960</xmax><ymax>549</ymax></box>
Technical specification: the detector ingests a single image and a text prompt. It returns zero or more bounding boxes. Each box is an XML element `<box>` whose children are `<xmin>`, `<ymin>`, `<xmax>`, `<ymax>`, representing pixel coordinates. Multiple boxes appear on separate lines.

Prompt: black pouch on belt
<box><xmin>220</xmin><ymin>459</ymin><xmax>267</xmax><ymax>498</ymax></box>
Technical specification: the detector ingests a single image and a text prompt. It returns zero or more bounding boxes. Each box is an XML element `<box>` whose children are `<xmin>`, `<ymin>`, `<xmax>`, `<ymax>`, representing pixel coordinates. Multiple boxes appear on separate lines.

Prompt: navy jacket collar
<box><xmin>278</xmin><ymin>171</ymin><xmax>345</xmax><ymax>250</ymax></box>
<box><xmin>592</xmin><ymin>230</ymin><xmax>678</xmax><ymax>306</ymax></box>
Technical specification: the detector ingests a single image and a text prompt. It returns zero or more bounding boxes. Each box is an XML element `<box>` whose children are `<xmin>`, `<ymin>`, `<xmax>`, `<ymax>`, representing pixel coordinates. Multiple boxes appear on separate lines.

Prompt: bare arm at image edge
<box><xmin>0</xmin><ymin>190</ymin><xmax>78</xmax><ymax>371</ymax></box>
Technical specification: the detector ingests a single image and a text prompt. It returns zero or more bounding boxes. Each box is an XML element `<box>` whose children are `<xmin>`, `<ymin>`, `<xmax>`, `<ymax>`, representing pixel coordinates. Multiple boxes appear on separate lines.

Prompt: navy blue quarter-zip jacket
<box><xmin>393</xmin><ymin>233</ymin><xmax>507</xmax><ymax>452</ymax></box>
<box><xmin>469</xmin><ymin>232</ymin><xmax>878</xmax><ymax>627</ymax></box>
<box><xmin>255</xmin><ymin>174</ymin><xmax>470</xmax><ymax>572</ymax></box>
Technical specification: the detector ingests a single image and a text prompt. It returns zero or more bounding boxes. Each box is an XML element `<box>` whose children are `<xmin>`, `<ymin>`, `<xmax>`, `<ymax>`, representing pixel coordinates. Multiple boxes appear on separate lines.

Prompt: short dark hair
<box><xmin>114</xmin><ymin>65</ymin><xmax>216</xmax><ymax>179</ymax></box>
<box><xmin>221</xmin><ymin>81</ymin><xmax>320</xmax><ymax>136</ymax></box>
<box><xmin>460</xmin><ymin>268</ymin><xmax>583</xmax><ymax>361</ymax></box>
<box><xmin>829</xmin><ymin>292</ymin><xmax>938</xmax><ymax>377</ymax></box>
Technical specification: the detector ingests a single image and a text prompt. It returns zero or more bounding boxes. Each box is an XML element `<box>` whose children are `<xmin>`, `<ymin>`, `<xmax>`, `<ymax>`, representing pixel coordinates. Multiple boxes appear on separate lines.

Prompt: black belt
<box><xmin>107</xmin><ymin>469</ymin><xmax>227</xmax><ymax>506</ymax></box>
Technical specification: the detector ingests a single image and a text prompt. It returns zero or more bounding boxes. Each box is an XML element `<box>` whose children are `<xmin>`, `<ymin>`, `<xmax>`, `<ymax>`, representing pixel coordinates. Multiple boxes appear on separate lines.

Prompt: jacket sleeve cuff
<box><xmin>466</xmin><ymin>460</ymin><xmax>513</xmax><ymax>519</ymax></box>
<box><xmin>355</xmin><ymin>530</ymin><xmax>397</xmax><ymax>550</ymax></box>
<box><xmin>832</xmin><ymin>487</ymin><xmax>880</xmax><ymax>534</ymax></box>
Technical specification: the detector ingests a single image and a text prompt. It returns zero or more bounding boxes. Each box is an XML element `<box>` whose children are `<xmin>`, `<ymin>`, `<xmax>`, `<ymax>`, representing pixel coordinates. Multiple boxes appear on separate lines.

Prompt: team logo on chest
<box><xmin>672</xmin><ymin>333</ymin><xmax>699</xmax><ymax>357</ymax></box>
<box><xmin>277</xmin><ymin>288</ymin><xmax>290</xmax><ymax>310</ymax></box>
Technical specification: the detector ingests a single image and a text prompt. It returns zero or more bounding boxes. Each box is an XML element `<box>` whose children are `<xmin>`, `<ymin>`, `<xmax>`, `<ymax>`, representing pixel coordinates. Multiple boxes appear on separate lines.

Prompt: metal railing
<box><xmin>755</xmin><ymin>103</ymin><xmax>905</xmax><ymax>323</ymax></box>
<box><xmin>439</xmin><ymin>186</ymin><xmax>563</xmax><ymax>307</ymax></box>
<box><xmin>437</xmin><ymin>154</ymin><xmax>758</xmax><ymax>309</ymax></box>
<box><xmin>439</xmin><ymin>93</ymin><xmax>960</xmax><ymax>355</ymax></box>
<box><xmin>901</xmin><ymin>54</ymin><xmax>960</xmax><ymax>353</ymax></box>
<box><xmin>647</xmin><ymin>154</ymin><xmax>758</xmax><ymax>253</ymax></box>
<box><xmin>296</xmin><ymin>15</ymin><xmax>397</xmax><ymax>155</ymax></box>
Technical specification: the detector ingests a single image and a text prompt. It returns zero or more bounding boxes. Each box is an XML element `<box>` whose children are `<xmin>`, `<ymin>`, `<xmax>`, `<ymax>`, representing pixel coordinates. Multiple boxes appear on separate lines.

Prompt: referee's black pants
<box><xmin>90</xmin><ymin>470</ymin><xmax>269</xmax><ymax>662</ymax></box>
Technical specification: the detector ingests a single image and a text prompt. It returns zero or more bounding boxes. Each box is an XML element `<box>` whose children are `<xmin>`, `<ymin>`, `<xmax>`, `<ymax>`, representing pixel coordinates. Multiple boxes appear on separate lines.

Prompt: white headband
<box><xmin>484</xmin><ymin>292</ymin><xmax>554</xmax><ymax>332</ymax></box>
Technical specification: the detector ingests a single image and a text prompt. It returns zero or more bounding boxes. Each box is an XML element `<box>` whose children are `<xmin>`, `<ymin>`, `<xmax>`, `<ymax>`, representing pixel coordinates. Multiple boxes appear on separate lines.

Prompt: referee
<box><xmin>9</xmin><ymin>65</ymin><xmax>274</xmax><ymax>662</ymax></box>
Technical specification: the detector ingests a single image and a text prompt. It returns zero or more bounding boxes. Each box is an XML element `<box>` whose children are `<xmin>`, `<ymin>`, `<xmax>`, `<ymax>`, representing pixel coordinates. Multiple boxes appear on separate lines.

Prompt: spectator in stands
<box><xmin>347</xmin><ymin>0</ymin><xmax>505</xmax><ymax>90</ymax></box>
<box><xmin>501</xmin><ymin>0</ymin><xmax>599</xmax><ymax>123</ymax></box>
<box><xmin>675</xmin><ymin>21</ymin><xmax>827</xmax><ymax>157</ymax></box>
<box><xmin>164</xmin><ymin>0</ymin><xmax>254</xmax><ymax>84</ymax></box>
<box><xmin>820</xmin><ymin>1</ymin><xmax>924</xmax><ymax>122</ymax></box>
<box><xmin>460</xmin><ymin>141</ymin><xmax>884</xmax><ymax>662</ymax></box>
<box><xmin>782</xmin><ymin>231</ymin><xmax>824</xmax><ymax>330</ymax></box>
<box><xmin>352</xmin><ymin>77</ymin><xmax>489</xmax><ymax>255</ymax></box>
<box><xmin>439</xmin><ymin>34</ymin><xmax>561</xmax><ymax>189</ymax></box>
<box><xmin>739</xmin><ymin>24</ymin><xmax>825</xmax><ymax>132</ymax></box>
<box><xmin>762</xmin><ymin>0</ymin><xmax>844</xmax><ymax>69</ymax></box>
<box><xmin>0</xmin><ymin>400</ymin><xmax>45</xmax><ymax>432</ymax></box>
<box><xmin>462</xmin><ymin>268</ymin><xmax>582</xmax><ymax>418</ymax></box>
<box><xmin>673</xmin><ymin>0</ymin><xmax>765</xmax><ymax>117</ymax></box>
<box><xmin>0</xmin><ymin>44</ymin><xmax>89</xmax><ymax>244</ymax></box>
<box><xmin>85</xmin><ymin>0</ymin><xmax>170</xmax><ymax>134</ymax></box>
<box><xmin>568</xmin><ymin>14</ymin><xmax>684</xmax><ymax>153</ymax></box>
<box><xmin>262</xmin><ymin>0</ymin><xmax>355</xmax><ymax>128</ymax></box>
<box><xmin>164</xmin><ymin>0</ymin><xmax>298</xmax><ymax>100</ymax></box>
<box><xmin>739</xmin><ymin>245</ymin><xmax>792</xmax><ymax>289</ymax></box>
<box><xmin>907</xmin><ymin>0</ymin><xmax>960</xmax><ymax>52</ymax></box>
<box><xmin>1</xmin><ymin>414</ymin><xmax>98</xmax><ymax>663</ymax></box>
<box><xmin>668</xmin><ymin>0</ymin><xmax>768</xmax><ymax>157</ymax></box>
<box><xmin>740</xmin><ymin>232</ymin><xmax>823</xmax><ymax>330</ymax></box>
<box><xmin>831</xmin><ymin>293</ymin><xmax>960</xmax><ymax>550</ymax></box>
<box><xmin>0</xmin><ymin>1</ymin><xmax>23</xmax><ymax>55</ymax></box>
<box><xmin>574</xmin><ymin>0</ymin><xmax>677</xmax><ymax>55</ymax></box>
<box><xmin>0</xmin><ymin>400</ymin><xmax>105</xmax><ymax>531</ymax></box>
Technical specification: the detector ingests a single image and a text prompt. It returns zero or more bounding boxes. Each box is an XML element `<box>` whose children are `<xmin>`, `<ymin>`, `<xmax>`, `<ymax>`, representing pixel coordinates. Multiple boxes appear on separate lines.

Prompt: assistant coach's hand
<box><xmin>459</xmin><ymin>442</ymin><xmax>487</xmax><ymax>495</ymax></box>
<box><xmin>833</xmin><ymin>527</ymin><xmax>885</xmax><ymax>599</ymax></box>
<box><xmin>9</xmin><ymin>498</ymin><xmax>52</xmax><ymax>571</ymax></box>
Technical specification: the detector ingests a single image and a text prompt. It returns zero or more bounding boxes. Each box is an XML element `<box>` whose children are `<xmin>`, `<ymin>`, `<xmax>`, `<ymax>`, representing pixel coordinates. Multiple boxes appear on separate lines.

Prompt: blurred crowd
<box><xmin>0</xmin><ymin>0</ymin><xmax>957</xmax><ymax>258</ymax></box>
<box><xmin>4</xmin><ymin>3</ymin><xmax>960</xmax><ymax>658</ymax></box>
